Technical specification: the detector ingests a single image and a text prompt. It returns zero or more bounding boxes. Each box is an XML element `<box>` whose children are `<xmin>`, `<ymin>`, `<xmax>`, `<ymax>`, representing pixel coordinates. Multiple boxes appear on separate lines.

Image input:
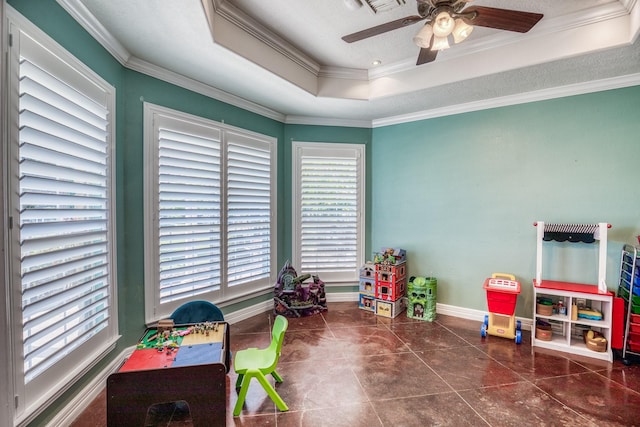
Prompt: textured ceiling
<box><xmin>59</xmin><ymin>0</ymin><xmax>640</xmax><ymax>125</ymax></box>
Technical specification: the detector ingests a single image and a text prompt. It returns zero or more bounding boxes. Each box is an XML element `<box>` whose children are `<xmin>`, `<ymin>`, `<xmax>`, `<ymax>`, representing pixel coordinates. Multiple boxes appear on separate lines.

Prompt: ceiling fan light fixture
<box><xmin>413</xmin><ymin>24</ymin><xmax>433</xmax><ymax>49</ymax></box>
<box><xmin>341</xmin><ymin>0</ymin><xmax>544</xmax><ymax>65</ymax></box>
<box><xmin>432</xmin><ymin>11</ymin><xmax>455</xmax><ymax>37</ymax></box>
<box><xmin>452</xmin><ymin>18</ymin><xmax>473</xmax><ymax>44</ymax></box>
<box><xmin>432</xmin><ymin>35</ymin><xmax>450</xmax><ymax>51</ymax></box>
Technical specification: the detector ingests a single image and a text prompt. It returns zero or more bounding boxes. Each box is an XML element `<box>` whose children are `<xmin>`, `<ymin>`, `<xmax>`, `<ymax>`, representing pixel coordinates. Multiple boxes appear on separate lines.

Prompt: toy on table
<box><xmin>373</xmin><ymin>247</ymin><xmax>406</xmax><ymax>265</ymax></box>
<box><xmin>136</xmin><ymin>319</ymin><xmax>224</xmax><ymax>350</ymax></box>
<box><xmin>481</xmin><ymin>273</ymin><xmax>523</xmax><ymax>344</ymax></box>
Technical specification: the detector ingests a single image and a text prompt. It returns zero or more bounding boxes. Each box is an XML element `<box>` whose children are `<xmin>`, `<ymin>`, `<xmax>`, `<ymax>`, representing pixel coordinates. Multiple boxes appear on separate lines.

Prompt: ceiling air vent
<box><xmin>364</xmin><ymin>0</ymin><xmax>406</xmax><ymax>13</ymax></box>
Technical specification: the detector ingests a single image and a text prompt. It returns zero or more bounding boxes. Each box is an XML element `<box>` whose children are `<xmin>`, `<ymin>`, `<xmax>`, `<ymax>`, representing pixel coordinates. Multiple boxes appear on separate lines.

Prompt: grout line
<box><xmin>401</xmin><ymin>329</ymin><xmax>493</xmax><ymax>426</ymax></box>
<box><xmin>527</xmin><ymin>378</ymin><xmax>596</xmax><ymax>426</ymax></box>
<box><xmin>385</xmin><ymin>318</ymin><xmax>597</xmax><ymax>427</ymax></box>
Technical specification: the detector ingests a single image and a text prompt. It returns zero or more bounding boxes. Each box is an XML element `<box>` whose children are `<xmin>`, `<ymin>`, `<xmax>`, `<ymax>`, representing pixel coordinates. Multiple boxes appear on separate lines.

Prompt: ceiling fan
<box><xmin>342</xmin><ymin>0</ymin><xmax>543</xmax><ymax>65</ymax></box>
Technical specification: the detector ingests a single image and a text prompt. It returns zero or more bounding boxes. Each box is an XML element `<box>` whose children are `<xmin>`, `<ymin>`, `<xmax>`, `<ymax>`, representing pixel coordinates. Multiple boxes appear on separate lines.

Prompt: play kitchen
<box><xmin>532</xmin><ymin>222</ymin><xmax>614</xmax><ymax>361</ymax></box>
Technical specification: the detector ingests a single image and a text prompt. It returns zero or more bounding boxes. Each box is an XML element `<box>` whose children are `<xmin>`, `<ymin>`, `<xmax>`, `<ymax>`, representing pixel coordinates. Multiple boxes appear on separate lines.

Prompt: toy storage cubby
<box><xmin>534</xmin><ymin>289</ymin><xmax>612</xmax><ymax>359</ymax></box>
<box><xmin>617</xmin><ymin>244</ymin><xmax>640</xmax><ymax>364</ymax></box>
<box><xmin>358</xmin><ymin>262</ymin><xmax>376</xmax><ymax>312</ymax></box>
<box><xmin>532</xmin><ymin>222</ymin><xmax>614</xmax><ymax>362</ymax></box>
<box><xmin>375</xmin><ymin>265</ymin><xmax>406</xmax><ymax>302</ymax></box>
<box><xmin>374</xmin><ymin>249</ymin><xmax>406</xmax><ymax>316</ymax></box>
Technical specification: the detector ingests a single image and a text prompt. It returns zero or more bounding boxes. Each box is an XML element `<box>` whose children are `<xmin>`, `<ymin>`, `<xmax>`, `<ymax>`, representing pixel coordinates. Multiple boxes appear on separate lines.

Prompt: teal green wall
<box><xmin>371</xmin><ymin>87</ymin><xmax>640</xmax><ymax>317</ymax></box>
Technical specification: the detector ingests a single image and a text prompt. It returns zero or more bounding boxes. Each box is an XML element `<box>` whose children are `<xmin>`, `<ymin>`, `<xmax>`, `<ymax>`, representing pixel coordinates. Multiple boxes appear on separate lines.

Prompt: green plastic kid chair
<box><xmin>233</xmin><ymin>315</ymin><xmax>289</xmax><ymax>416</ymax></box>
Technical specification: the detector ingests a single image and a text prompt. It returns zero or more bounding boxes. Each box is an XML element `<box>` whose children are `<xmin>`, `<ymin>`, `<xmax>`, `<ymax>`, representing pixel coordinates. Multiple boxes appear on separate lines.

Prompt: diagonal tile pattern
<box><xmin>71</xmin><ymin>301</ymin><xmax>640</xmax><ymax>426</ymax></box>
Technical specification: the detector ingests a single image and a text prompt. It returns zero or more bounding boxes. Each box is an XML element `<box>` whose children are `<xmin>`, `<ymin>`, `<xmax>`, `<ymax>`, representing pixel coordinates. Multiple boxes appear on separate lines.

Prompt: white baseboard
<box><xmin>48</xmin><ymin>347</ymin><xmax>132</xmax><ymax>427</ymax></box>
<box><xmin>436</xmin><ymin>302</ymin><xmax>533</xmax><ymax>331</ymax></box>
<box><xmin>223</xmin><ymin>291</ymin><xmax>365</xmax><ymax>323</ymax></box>
<box><xmin>224</xmin><ymin>299</ymin><xmax>274</xmax><ymax>324</ymax></box>
<box><xmin>58</xmin><ymin>293</ymin><xmax>532</xmax><ymax>426</ymax></box>
<box><xmin>321</xmin><ymin>292</ymin><xmax>534</xmax><ymax>331</ymax></box>
<box><xmin>326</xmin><ymin>291</ymin><xmax>360</xmax><ymax>302</ymax></box>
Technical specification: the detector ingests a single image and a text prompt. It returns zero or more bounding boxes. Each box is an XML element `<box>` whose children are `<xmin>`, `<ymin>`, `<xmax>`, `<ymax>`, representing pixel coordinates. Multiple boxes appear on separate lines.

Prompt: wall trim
<box><xmin>284</xmin><ymin>114</ymin><xmax>372</xmax><ymax>129</ymax></box>
<box><xmin>436</xmin><ymin>302</ymin><xmax>533</xmax><ymax>331</ymax></box>
<box><xmin>127</xmin><ymin>56</ymin><xmax>286</xmax><ymax>123</ymax></box>
<box><xmin>47</xmin><ymin>347</ymin><xmax>132</xmax><ymax>427</ymax></box>
<box><xmin>330</xmin><ymin>293</ymin><xmax>533</xmax><ymax>330</ymax></box>
<box><xmin>223</xmin><ymin>299</ymin><xmax>273</xmax><ymax>324</ymax></box>
<box><xmin>223</xmin><ymin>291</ymin><xmax>360</xmax><ymax>323</ymax></box>
<box><xmin>372</xmin><ymin>72</ymin><xmax>640</xmax><ymax>127</ymax></box>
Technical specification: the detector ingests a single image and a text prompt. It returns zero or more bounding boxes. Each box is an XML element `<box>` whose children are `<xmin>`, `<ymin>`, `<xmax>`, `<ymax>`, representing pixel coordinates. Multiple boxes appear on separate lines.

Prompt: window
<box><xmin>292</xmin><ymin>142</ymin><xmax>365</xmax><ymax>284</ymax></box>
<box><xmin>144</xmin><ymin>104</ymin><xmax>276</xmax><ymax>322</ymax></box>
<box><xmin>6</xmin><ymin>12</ymin><xmax>117</xmax><ymax>422</ymax></box>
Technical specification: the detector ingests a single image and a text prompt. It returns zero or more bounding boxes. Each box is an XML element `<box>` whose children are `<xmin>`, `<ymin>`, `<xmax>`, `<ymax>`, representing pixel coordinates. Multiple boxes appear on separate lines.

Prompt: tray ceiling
<box><xmin>58</xmin><ymin>0</ymin><xmax>640</xmax><ymax>126</ymax></box>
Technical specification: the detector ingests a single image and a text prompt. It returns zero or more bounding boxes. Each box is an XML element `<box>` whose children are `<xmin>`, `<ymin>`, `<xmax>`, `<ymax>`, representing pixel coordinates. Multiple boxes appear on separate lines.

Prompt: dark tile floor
<box><xmin>71</xmin><ymin>301</ymin><xmax>640</xmax><ymax>427</ymax></box>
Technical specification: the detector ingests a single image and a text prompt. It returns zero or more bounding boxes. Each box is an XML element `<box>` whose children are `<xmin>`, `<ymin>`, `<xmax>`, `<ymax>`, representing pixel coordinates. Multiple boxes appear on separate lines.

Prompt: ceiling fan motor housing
<box><xmin>419</xmin><ymin>0</ymin><xmax>471</xmax><ymax>21</ymax></box>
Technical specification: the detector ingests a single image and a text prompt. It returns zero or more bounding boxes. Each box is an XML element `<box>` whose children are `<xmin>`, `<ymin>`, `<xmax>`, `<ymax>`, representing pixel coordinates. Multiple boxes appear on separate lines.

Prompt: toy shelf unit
<box><xmin>534</xmin><ymin>283</ymin><xmax>613</xmax><ymax>361</ymax></box>
<box><xmin>532</xmin><ymin>222</ymin><xmax>614</xmax><ymax>362</ymax></box>
<box><xmin>617</xmin><ymin>244</ymin><xmax>640</xmax><ymax>364</ymax></box>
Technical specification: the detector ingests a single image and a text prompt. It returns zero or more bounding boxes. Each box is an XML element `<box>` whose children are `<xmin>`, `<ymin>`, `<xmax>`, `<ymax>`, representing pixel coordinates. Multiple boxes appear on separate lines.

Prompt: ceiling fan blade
<box><xmin>463</xmin><ymin>6</ymin><xmax>543</xmax><ymax>33</ymax></box>
<box><xmin>416</xmin><ymin>47</ymin><xmax>438</xmax><ymax>65</ymax></box>
<box><xmin>342</xmin><ymin>15</ymin><xmax>425</xmax><ymax>43</ymax></box>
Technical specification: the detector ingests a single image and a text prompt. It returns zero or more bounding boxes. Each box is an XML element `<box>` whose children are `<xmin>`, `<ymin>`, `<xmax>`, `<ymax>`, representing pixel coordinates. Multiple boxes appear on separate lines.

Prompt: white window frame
<box><xmin>143</xmin><ymin>103</ymin><xmax>277</xmax><ymax>323</ymax></box>
<box><xmin>4</xmin><ymin>8</ymin><xmax>118</xmax><ymax>424</ymax></box>
<box><xmin>1</xmin><ymin>3</ymin><xmax>10</xmax><ymax>425</ymax></box>
<box><xmin>292</xmin><ymin>142</ymin><xmax>365</xmax><ymax>284</ymax></box>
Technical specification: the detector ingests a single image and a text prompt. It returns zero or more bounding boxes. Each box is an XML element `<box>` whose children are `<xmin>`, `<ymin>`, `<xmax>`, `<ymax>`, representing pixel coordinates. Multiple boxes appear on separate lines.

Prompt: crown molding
<box><xmin>56</xmin><ymin>0</ymin><xmax>130</xmax><ymax>65</ymax></box>
<box><xmin>55</xmin><ymin>0</ymin><xmax>285</xmax><ymax>122</ymax></box>
<box><xmin>372</xmin><ymin>72</ymin><xmax>640</xmax><ymax>127</ymax></box>
<box><xmin>126</xmin><ymin>57</ymin><xmax>286</xmax><ymax>123</ymax></box>
<box><xmin>318</xmin><ymin>66</ymin><xmax>369</xmax><ymax>80</ymax></box>
<box><xmin>285</xmin><ymin>115</ymin><xmax>372</xmax><ymax>128</ymax></box>
<box><xmin>205</xmin><ymin>0</ymin><xmax>320</xmax><ymax>76</ymax></box>
<box><xmin>622</xmin><ymin>0</ymin><xmax>638</xmax><ymax>12</ymax></box>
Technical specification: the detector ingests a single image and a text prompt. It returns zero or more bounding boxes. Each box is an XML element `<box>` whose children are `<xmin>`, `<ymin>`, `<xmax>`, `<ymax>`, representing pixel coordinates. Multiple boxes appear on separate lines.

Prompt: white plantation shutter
<box><xmin>227</xmin><ymin>135</ymin><xmax>272</xmax><ymax>288</ymax></box>
<box><xmin>145</xmin><ymin>105</ymin><xmax>276</xmax><ymax>321</ymax></box>
<box><xmin>157</xmin><ymin>126</ymin><xmax>222</xmax><ymax>303</ymax></box>
<box><xmin>293</xmin><ymin>142</ymin><xmax>365</xmax><ymax>283</ymax></box>
<box><xmin>10</xmin><ymin>21</ymin><xmax>116</xmax><ymax>413</ymax></box>
<box><xmin>300</xmin><ymin>156</ymin><xmax>358</xmax><ymax>270</ymax></box>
